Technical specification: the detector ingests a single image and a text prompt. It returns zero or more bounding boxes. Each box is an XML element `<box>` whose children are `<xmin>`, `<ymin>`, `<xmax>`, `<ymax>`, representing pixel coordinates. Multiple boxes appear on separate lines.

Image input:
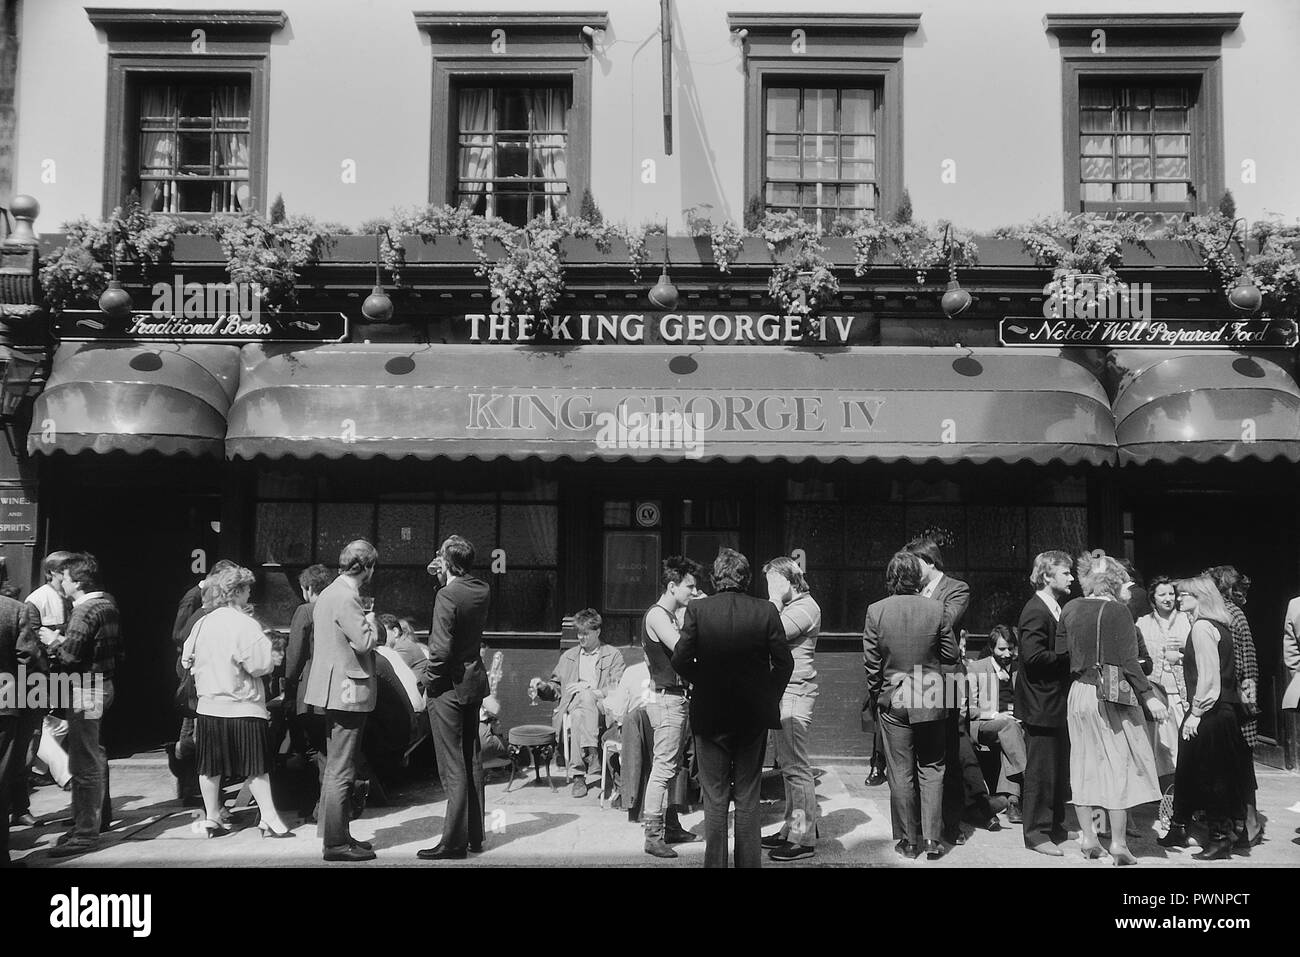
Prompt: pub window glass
<box><xmin>135</xmin><ymin>76</ymin><xmax>252</xmax><ymax>213</ymax></box>
<box><xmin>315</xmin><ymin>503</ymin><xmax>376</xmax><ymax>565</ymax></box>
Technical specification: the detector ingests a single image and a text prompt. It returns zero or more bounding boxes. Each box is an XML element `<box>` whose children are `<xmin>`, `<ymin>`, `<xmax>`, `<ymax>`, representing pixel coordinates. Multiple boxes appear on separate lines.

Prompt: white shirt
<box><xmin>73</xmin><ymin>590</ymin><xmax>106</xmax><ymax>607</ymax></box>
<box><xmin>376</xmin><ymin>645</ymin><xmax>425</xmax><ymax>712</ymax></box>
<box><xmin>26</xmin><ymin>583</ymin><xmax>66</xmax><ymax>626</ymax></box>
<box><xmin>1036</xmin><ymin>588</ymin><xmax>1062</xmax><ymax>622</ymax></box>
<box><xmin>578</xmin><ymin>647</ymin><xmax>599</xmax><ymax>685</ymax></box>
<box><xmin>921</xmin><ymin>574</ymin><xmax>944</xmax><ymax>599</ymax></box>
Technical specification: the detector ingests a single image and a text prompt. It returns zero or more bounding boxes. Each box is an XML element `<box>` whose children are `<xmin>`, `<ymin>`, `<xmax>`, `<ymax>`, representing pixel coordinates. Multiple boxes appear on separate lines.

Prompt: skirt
<box><xmin>1145</xmin><ymin>687</ymin><xmax>1183</xmax><ymax>778</ymax></box>
<box><xmin>1066</xmin><ymin>681</ymin><xmax>1161</xmax><ymax>809</ymax></box>
<box><xmin>196</xmin><ymin>714</ymin><xmax>272</xmax><ymax>779</ymax></box>
<box><xmin>1172</xmin><ymin>701</ymin><xmax>1257</xmax><ymax>822</ymax></box>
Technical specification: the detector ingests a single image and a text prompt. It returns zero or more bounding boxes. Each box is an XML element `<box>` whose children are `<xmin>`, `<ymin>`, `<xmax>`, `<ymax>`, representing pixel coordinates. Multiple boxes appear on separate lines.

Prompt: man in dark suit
<box><xmin>0</xmin><ymin>590</ymin><xmax>43</xmax><ymax>867</ymax></box>
<box><xmin>1015</xmin><ymin>550</ymin><xmax>1075</xmax><ymax>856</ymax></box>
<box><xmin>304</xmin><ymin>541</ymin><xmax>379</xmax><ymax>862</ymax></box>
<box><xmin>418</xmin><ymin>535</ymin><xmax>491</xmax><ymax>861</ymax></box>
<box><xmin>904</xmin><ymin>538</ymin><xmax>974</xmax><ymax>845</ymax></box>
<box><xmin>671</xmin><ymin>548</ymin><xmax>792</xmax><ymax>868</ymax></box>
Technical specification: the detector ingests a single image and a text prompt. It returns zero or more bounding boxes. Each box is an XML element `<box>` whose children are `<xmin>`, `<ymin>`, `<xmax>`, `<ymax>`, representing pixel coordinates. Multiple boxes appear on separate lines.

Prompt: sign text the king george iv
<box><xmin>459</xmin><ymin>312</ymin><xmax>870</xmax><ymax>345</ymax></box>
<box><xmin>1000</xmin><ymin>318</ymin><xmax>1298</xmax><ymax>349</ymax></box>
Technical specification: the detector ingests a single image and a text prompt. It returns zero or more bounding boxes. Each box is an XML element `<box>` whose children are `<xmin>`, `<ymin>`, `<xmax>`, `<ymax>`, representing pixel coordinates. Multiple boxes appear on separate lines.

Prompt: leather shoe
<box><xmin>323</xmin><ymin>844</ymin><xmax>375</xmax><ymax>862</ymax></box>
<box><xmin>468</xmin><ymin>842</ymin><xmax>483</xmax><ymax>853</ymax></box>
<box><xmin>349</xmin><ymin>838</ymin><xmax>373</xmax><ymax>851</ymax></box>
<box><xmin>983</xmin><ymin>817</ymin><xmax>1002</xmax><ymax>832</ymax></box>
<box><xmin>924</xmin><ymin>840</ymin><xmax>947</xmax><ymax>860</ymax></box>
<box><xmin>894</xmin><ymin>840</ymin><xmax>920</xmax><ymax>859</ymax></box>
<box><xmin>416</xmin><ymin>844</ymin><xmax>467</xmax><ymax>861</ymax></box>
<box><xmin>865</xmin><ymin>766</ymin><xmax>886</xmax><ymax>787</ymax></box>
<box><xmin>9</xmin><ymin>812</ymin><xmax>37</xmax><ymax>827</ymax></box>
<box><xmin>1028</xmin><ymin>842</ymin><xmax>1064</xmax><ymax>857</ymax></box>
<box><xmin>941</xmin><ymin>827</ymin><xmax>967</xmax><ymax>846</ymax></box>
<box><xmin>1006</xmin><ymin>799</ymin><xmax>1022</xmax><ymax>825</ymax></box>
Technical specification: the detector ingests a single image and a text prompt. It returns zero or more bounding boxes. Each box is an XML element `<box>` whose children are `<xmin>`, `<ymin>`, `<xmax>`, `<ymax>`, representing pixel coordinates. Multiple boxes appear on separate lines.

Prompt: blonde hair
<box><xmin>1076</xmin><ymin>552</ymin><xmax>1129</xmax><ymax>599</ymax></box>
<box><xmin>1176</xmin><ymin>575</ymin><xmax>1233</xmax><ymax>626</ymax></box>
<box><xmin>202</xmin><ymin>565</ymin><xmax>256</xmax><ymax>608</ymax></box>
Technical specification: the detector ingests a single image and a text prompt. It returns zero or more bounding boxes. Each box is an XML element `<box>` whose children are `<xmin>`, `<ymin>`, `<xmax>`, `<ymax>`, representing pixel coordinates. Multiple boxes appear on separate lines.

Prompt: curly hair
<box><xmin>1076</xmin><ymin>552</ymin><xmax>1129</xmax><ymax>600</ymax></box>
<box><xmin>885</xmin><ymin>551</ymin><xmax>924</xmax><ymax>596</ymax></box>
<box><xmin>1203</xmin><ymin>565</ymin><xmax>1250</xmax><ymax>607</ymax></box>
<box><xmin>202</xmin><ymin>564</ymin><xmax>256</xmax><ymax>608</ymax></box>
<box><xmin>711</xmin><ymin>547</ymin><xmax>751</xmax><ymax>591</ymax></box>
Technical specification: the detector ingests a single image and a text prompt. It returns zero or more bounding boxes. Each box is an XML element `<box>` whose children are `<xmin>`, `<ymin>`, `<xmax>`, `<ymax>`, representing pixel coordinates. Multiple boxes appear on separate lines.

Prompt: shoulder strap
<box><xmin>1094</xmin><ymin>600</ymin><xmax>1104</xmax><ymax>669</ymax></box>
<box><xmin>643</xmin><ymin>604</ymin><xmax>675</xmax><ymax>644</ymax></box>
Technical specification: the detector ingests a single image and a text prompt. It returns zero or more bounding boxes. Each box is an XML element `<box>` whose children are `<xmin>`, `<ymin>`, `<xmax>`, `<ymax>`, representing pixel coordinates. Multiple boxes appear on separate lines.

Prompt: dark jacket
<box><xmin>863</xmin><ymin>593</ymin><xmax>958</xmax><ymax>724</ymax></box>
<box><xmin>427</xmin><ymin>574</ymin><xmax>491</xmax><ymax>704</ymax></box>
<box><xmin>54</xmin><ymin>594</ymin><xmax>122</xmax><ymax>676</ymax></box>
<box><xmin>1059</xmin><ymin>597</ymin><xmax>1152</xmax><ymax>695</ymax></box>
<box><xmin>172</xmin><ymin>584</ymin><xmax>203</xmax><ymax>647</ymax></box>
<box><xmin>671</xmin><ymin>588</ymin><xmax>793</xmax><ymax>736</ymax></box>
<box><xmin>0</xmin><ymin>596</ymin><xmax>44</xmax><ymax>717</ymax></box>
<box><xmin>285</xmin><ymin>600</ymin><xmax>314</xmax><ymax>716</ymax></box>
<box><xmin>927</xmin><ymin>574</ymin><xmax>970</xmax><ymax>642</ymax></box>
<box><xmin>1015</xmin><ymin>593</ymin><xmax>1069</xmax><ymax>727</ymax></box>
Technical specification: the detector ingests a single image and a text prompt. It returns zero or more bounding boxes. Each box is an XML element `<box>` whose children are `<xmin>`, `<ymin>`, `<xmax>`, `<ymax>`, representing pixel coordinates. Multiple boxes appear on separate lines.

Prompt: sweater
<box><xmin>182</xmin><ymin>606</ymin><xmax>276</xmax><ymax>720</ymax></box>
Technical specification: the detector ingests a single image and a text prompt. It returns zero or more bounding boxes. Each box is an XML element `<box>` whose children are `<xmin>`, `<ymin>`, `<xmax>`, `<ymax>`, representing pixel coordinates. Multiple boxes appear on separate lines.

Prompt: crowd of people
<box><xmin>0</xmin><ymin>530</ymin><xmax>1281</xmax><ymax>869</ymax></box>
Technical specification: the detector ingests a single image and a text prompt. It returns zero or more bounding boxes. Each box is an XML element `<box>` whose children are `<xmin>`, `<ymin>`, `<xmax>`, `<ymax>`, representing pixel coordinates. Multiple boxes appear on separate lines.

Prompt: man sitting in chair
<box><xmin>529</xmin><ymin>609</ymin><xmax>625</xmax><ymax>797</ymax></box>
<box><xmin>966</xmin><ymin>625</ymin><xmax>1027</xmax><ymax>824</ymax></box>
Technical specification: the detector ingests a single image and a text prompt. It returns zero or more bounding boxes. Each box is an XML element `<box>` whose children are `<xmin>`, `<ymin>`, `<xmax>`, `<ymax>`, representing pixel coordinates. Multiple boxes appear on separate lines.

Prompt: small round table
<box><xmin>506</xmin><ymin>724</ymin><xmax>559</xmax><ymax>793</ymax></box>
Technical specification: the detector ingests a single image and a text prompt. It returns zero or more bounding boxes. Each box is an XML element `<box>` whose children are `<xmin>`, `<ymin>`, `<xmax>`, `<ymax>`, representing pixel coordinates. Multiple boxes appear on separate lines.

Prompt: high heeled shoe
<box><xmin>1192</xmin><ymin>837</ymin><xmax>1233</xmax><ymax>861</ymax></box>
<box><xmin>198</xmin><ymin>818</ymin><xmax>232</xmax><ymax>838</ymax></box>
<box><xmin>257</xmin><ymin>821</ymin><xmax>296</xmax><ymax>839</ymax></box>
<box><xmin>1079</xmin><ymin>842</ymin><xmax>1106</xmax><ymax>860</ymax></box>
<box><xmin>1110</xmin><ymin>848</ymin><xmax>1138</xmax><ymax>866</ymax></box>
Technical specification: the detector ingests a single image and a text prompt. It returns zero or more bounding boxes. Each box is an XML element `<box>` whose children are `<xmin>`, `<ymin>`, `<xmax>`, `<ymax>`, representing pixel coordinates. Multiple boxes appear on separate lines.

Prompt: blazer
<box><xmin>537</xmin><ymin>643</ymin><xmax>626</xmax><ymax>738</ymax></box>
<box><xmin>172</xmin><ymin>584</ymin><xmax>203</xmax><ymax>647</ymax></box>
<box><xmin>1015</xmin><ymin>593</ymin><xmax>1068</xmax><ymax>727</ymax></box>
<box><xmin>285</xmin><ymin>600</ymin><xmax>315</xmax><ymax>716</ymax></box>
<box><xmin>303</xmin><ymin>575</ymin><xmax>377</xmax><ymax>713</ymax></box>
<box><xmin>671</xmin><ymin>588</ymin><xmax>793</xmax><ymax>736</ymax></box>
<box><xmin>0</xmin><ymin>596</ymin><xmax>43</xmax><ymax>717</ymax></box>
<box><xmin>926</xmin><ymin>574</ymin><xmax>970</xmax><ymax>642</ymax></box>
<box><xmin>1281</xmin><ymin>597</ymin><xmax>1300</xmax><ymax>710</ymax></box>
<box><xmin>965</xmin><ymin>656</ymin><xmax>1016</xmax><ymax>732</ymax></box>
<box><xmin>427</xmin><ymin>574</ymin><xmax>491</xmax><ymax>704</ymax></box>
<box><xmin>863</xmin><ymin>593</ymin><xmax>958</xmax><ymax>724</ymax></box>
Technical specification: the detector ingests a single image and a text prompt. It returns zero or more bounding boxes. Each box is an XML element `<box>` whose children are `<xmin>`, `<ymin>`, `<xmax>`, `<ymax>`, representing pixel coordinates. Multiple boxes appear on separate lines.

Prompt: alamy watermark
<box><xmin>0</xmin><ymin>669</ymin><xmax>107</xmax><ymax>718</ymax></box>
<box><xmin>879</xmin><ymin>667</ymin><xmax>1001</xmax><ymax>715</ymax></box>
<box><xmin>1043</xmin><ymin>274</ymin><xmax>1153</xmax><ymax>321</ymax></box>
<box><xmin>120</xmin><ymin>274</ymin><xmax>272</xmax><ymax>337</ymax></box>
<box><xmin>594</xmin><ymin>407</ymin><xmax>706</xmax><ymax>459</ymax></box>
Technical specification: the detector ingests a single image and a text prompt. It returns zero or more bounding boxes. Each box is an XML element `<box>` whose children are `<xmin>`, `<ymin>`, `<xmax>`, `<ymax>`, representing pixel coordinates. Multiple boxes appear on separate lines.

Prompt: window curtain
<box><xmin>530</xmin><ymin>88</ymin><xmax>568</xmax><ymax>219</ymax></box>
<box><xmin>457</xmin><ymin>89</ymin><xmax>493</xmax><ymax>215</ymax></box>
<box><xmin>138</xmin><ymin>84</ymin><xmax>177</xmax><ymax>213</ymax></box>
<box><xmin>214</xmin><ymin>85</ymin><xmax>251</xmax><ymax>212</ymax></box>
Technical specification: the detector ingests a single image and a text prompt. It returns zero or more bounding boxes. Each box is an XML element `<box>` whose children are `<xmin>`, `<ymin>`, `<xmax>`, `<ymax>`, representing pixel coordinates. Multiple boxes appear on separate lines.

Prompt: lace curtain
<box><xmin>457</xmin><ymin>88</ymin><xmax>493</xmax><ymax>214</ymax></box>
<box><xmin>530</xmin><ymin>88</ymin><xmax>568</xmax><ymax>219</ymax></box>
<box><xmin>138</xmin><ymin>84</ymin><xmax>176</xmax><ymax>213</ymax></box>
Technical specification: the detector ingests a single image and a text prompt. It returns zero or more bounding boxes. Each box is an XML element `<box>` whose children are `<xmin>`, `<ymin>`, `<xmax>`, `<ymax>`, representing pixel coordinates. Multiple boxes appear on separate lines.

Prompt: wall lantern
<box><xmin>361</xmin><ymin>226</ymin><xmax>395</xmax><ymax>323</ymax></box>
<box><xmin>1220</xmin><ymin>218</ymin><xmax>1263</xmax><ymax>314</ymax></box>
<box><xmin>97</xmin><ymin>221</ymin><xmax>133</xmax><ymax>321</ymax></box>
<box><xmin>647</xmin><ymin>222</ymin><xmax>678</xmax><ymax>310</ymax></box>
<box><xmin>939</xmin><ymin>223</ymin><xmax>972</xmax><ymax>318</ymax></box>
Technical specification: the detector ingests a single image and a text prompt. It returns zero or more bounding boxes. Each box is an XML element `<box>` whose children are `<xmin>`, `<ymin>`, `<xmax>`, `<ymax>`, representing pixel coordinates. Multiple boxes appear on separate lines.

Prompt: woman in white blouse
<box><xmin>1134</xmin><ymin>576</ymin><xmax>1190</xmax><ymax>785</ymax></box>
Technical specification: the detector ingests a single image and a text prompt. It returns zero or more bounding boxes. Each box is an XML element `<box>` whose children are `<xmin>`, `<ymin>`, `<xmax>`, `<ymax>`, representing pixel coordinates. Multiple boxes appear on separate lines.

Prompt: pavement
<box><xmin>8</xmin><ymin>754</ymin><xmax>1299</xmax><ymax>868</ymax></box>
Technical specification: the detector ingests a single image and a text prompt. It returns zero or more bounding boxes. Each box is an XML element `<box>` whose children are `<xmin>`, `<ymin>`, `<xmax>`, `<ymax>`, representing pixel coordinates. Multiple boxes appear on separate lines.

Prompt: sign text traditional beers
<box><xmin>1000</xmin><ymin>317</ymin><xmax>1297</xmax><ymax>349</ymax></box>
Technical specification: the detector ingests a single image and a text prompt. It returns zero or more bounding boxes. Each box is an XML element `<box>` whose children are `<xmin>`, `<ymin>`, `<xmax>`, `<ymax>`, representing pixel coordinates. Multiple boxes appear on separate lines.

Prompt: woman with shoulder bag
<box><xmin>181</xmin><ymin>565</ymin><xmax>294</xmax><ymax>839</ymax></box>
<box><xmin>1058</xmin><ymin>553</ymin><xmax>1167</xmax><ymax>865</ymax></box>
<box><xmin>1160</xmin><ymin>576</ymin><xmax>1257</xmax><ymax>860</ymax></box>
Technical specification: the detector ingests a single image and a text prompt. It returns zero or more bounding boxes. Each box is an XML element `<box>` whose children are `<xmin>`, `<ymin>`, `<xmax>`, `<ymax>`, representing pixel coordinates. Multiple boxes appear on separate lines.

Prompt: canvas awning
<box><xmin>1112</xmin><ymin>351</ymin><xmax>1300</xmax><ymax>465</ymax></box>
<box><xmin>27</xmin><ymin>343</ymin><xmax>241</xmax><ymax>457</ymax></box>
<box><xmin>225</xmin><ymin>344</ymin><xmax>1116</xmax><ymax>465</ymax></box>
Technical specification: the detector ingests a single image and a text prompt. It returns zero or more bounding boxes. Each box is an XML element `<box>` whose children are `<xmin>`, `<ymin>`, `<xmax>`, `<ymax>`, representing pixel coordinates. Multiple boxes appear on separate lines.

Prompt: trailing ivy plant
<box><xmin>1166</xmin><ymin>213</ymin><xmax>1300</xmax><ymax>318</ymax></box>
<box><xmin>684</xmin><ymin>204</ymin><xmax>745</xmax><ymax>273</ymax></box>
<box><xmin>993</xmin><ymin>212</ymin><xmax>1148</xmax><ymax>296</ymax></box>
<box><xmin>39</xmin><ymin>197</ymin><xmax>192</xmax><ymax>314</ymax></box>
<box><xmin>755</xmin><ymin>212</ymin><xmax>838</xmax><ymax>316</ymax></box>
<box><xmin>206</xmin><ymin>209</ymin><xmax>329</xmax><ymax>312</ymax></box>
<box><xmin>829</xmin><ymin>213</ymin><xmax>978</xmax><ymax>285</ymax></box>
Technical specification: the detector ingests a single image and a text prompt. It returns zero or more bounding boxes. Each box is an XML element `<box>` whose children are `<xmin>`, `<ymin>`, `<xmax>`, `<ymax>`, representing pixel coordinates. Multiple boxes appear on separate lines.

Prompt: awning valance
<box><xmin>226</xmin><ymin>344</ymin><xmax>1116</xmax><ymax>465</ymax></box>
<box><xmin>1112</xmin><ymin>351</ymin><xmax>1300</xmax><ymax>465</ymax></box>
<box><xmin>28</xmin><ymin>343</ymin><xmax>241</xmax><ymax>457</ymax></box>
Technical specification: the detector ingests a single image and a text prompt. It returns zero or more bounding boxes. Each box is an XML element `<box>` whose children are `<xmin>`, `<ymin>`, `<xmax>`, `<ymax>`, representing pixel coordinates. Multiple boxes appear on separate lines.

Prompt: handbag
<box><xmin>173</xmin><ymin>617</ymin><xmax>207</xmax><ymax>717</ymax></box>
<box><xmin>1095</xmin><ymin>602</ymin><xmax>1139</xmax><ymax>708</ymax></box>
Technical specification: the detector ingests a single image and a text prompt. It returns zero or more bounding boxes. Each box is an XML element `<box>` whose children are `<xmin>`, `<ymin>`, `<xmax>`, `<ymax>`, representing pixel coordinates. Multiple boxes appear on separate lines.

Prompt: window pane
<box><xmin>766</xmin><ymin>87</ymin><xmax>799</xmax><ymax>131</ymax></box>
<box><xmin>1082</xmin><ymin>182</ymin><xmax>1113</xmax><ymax>202</ymax></box>
<box><xmin>254</xmin><ymin>502</ymin><xmax>313</xmax><ymax>566</ymax></box>
<box><xmin>1153</xmin><ymin>111</ymin><xmax>1187</xmax><ymax>132</ymax></box>
<box><xmin>459</xmin><ymin>137</ymin><xmax>493</xmax><ymax>179</ymax></box>
<box><xmin>1154</xmin><ymin>182</ymin><xmax>1189</xmax><ymax>202</ymax></box>
<box><xmin>805</xmin><ymin>88</ymin><xmax>835</xmax><ymax>132</ymax></box>
<box><xmin>438</xmin><ymin>504</ymin><xmax>496</xmax><ymax>557</ymax></box>
<box><xmin>1154</xmin><ymin>134</ymin><xmax>1189</xmax><ymax>155</ymax></box>
<box><xmin>491</xmin><ymin>570</ymin><xmax>559</xmax><ymax>631</ymax></box>
<box><xmin>1115</xmin><ymin>135</ymin><xmax>1150</xmax><ymax>155</ymax></box>
<box><xmin>841</xmin><ymin>88</ymin><xmax>874</xmax><ymax>133</ymax></box>
<box><xmin>785</xmin><ymin>504</ymin><xmax>844</xmax><ymax>568</ymax></box>
<box><xmin>316</xmin><ymin>504</ymin><xmax>374</xmax><ymax>565</ymax></box>
<box><xmin>839</xmin><ymin>183</ymin><xmax>875</xmax><ymax>208</ymax></box>
<box><xmin>1115</xmin><ymin>182</ymin><xmax>1153</xmax><ymax>202</ymax></box>
<box><xmin>373</xmin><ymin>569</ymin><xmax>437</xmax><ymax>625</ymax></box>
<box><xmin>604</xmin><ymin>532</ymin><xmax>660</xmax><ymax>613</ymax></box>
<box><xmin>495</xmin><ymin>192</ymin><xmax>528</xmax><ymax>226</ymax></box>
<box><xmin>1080</xmin><ymin>109</ymin><xmax>1114</xmax><ymax>133</ymax></box>
<box><xmin>496</xmin><ymin>137</ymin><xmax>528</xmax><ymax>177</ymax></box>
<box><xmin>766</xmin><ymin>134</ymin><xmax>800</xmax><ymax>178</ymax></box>
<box><xmin>1079</xmin><ymin>85</ymin><xmax>1113</xmax><ymax>109</ymax></box>
<box><xmin>766</xmin><ymin>182</ymin><xmax>798</xmax><ymax>206</ymax></box>
<box><xmin>1081</xmin><ymin>156</ymin><xmax>1115</xmax><ymax>180</ymax></box>
<box><xmin>178</xmin><ymin>86</ymin><xmax>211</xmax><ymax>121</ymax></box>
<box><xmin>459</xmin><ymin>89</ymin><xmax>492</xmax><ymax>131</ymax></box>
<box><xmin>1153</xmin><ymin>87</ymin><xmax>1187</xmax><ymax>108</ymax></box>
<box><xmin>1119</xmin><ymin>110</ymin><xmax>1151</xmax><ymax>132</ymax></box>
<box><xmin>178</xmin><ymin>133</ymin><xmax>212</xmax><ymax>171</ymax></box>
<box><xmin>1080</xmin><ymin>135</ymin><xmax>1112</xmax><ymax>156</ymax></box>
<box><xmin>1118</xmin><ymin>157</ymin><xmax>1153</xmax><ymax>180</ymax></box>
<box><xmin>376</xmin><ymin>503</ymin><xmax>439</xmax><ymax>564</ymax></box>
<box><xmin>500</xmin><ymin>504</ymin><xmax>557</xmax><ymax>565</ymax></box>
<box><xmin>604</xmin><ymin>501</ymin><xmax>631</xmax><ymax>527</ymax></box>
<box><xmin>497</xmin><ymin>89</ymin><xmax>528</xmax><ymax>130</ymax></box>
<box><xmin>1155</xmin><ymin>156</ymin><xmax>1189</xmax><ymax>179</ymax></box>
<box><xmin>804</xmin><ymin>135</ymin><xmax>838</xmax><ymax>180</ymax></box>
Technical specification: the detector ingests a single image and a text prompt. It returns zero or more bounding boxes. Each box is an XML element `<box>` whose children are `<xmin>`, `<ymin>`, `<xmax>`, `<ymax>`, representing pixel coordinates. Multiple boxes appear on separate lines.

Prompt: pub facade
<box><xmin>2</xmin><ymin>0</ymin><xmax>1298</xmax><ymax>763</ymax></box>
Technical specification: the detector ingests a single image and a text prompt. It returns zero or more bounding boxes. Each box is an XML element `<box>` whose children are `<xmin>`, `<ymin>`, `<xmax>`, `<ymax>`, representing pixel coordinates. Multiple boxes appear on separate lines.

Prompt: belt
<box><xmin>655</xmin><ymin>686</ymin><xmax>686</xmax><ymax>696</ymax></box>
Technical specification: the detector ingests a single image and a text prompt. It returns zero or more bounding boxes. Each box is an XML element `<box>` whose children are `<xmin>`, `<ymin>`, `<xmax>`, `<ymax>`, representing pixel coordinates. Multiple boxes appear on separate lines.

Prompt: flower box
<box><xmin>171</xmin><ymin>234</ymin><xmax>225</xmax><ymax>262</ymax></box>
<box><xmin>399</xmin><ymin>235</ymin><xmax>507</xmax><ymax>264</ymax></box>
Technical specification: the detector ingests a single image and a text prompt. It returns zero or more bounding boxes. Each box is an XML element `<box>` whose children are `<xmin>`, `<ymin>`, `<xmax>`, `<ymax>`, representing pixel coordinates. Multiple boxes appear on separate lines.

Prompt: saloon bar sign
<box><xmin>999</xmin><ymin>317</ymin><xmax>1298</xmax><ymax>349</ymax></box>
<box><xmin>56</xmin><ymin>310</ymin><xmax>349</xmax><ymax>344</ymax></box>
<box><xmin>453</xmin><ymin>312</ymin><xmax>874</xmax><ymax>345</ymax></box>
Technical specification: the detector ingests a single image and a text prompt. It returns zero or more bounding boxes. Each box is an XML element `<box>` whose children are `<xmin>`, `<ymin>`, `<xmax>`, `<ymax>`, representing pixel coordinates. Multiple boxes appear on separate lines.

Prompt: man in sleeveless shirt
<box><xmin>641</xmin><ymin>556</ymin><xmax>703</xmax><ymax>858</ymax></box>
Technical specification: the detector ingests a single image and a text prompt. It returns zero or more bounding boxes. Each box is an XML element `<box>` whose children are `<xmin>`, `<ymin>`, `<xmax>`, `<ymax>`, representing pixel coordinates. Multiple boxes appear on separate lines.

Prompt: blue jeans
<box><xmin>65</xmin><ymin>676</ymin><xmax>114</xmax><ymax>844</ymax></box>
<box><xmin>775</xmin><ymin>688</ymin><xmax>817</xmax><ymax>844</ymax></box>
<box><xmin>641</xmin><ymin>693</ymin><xmax>687</xmax><ymax>820</ymax></box>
